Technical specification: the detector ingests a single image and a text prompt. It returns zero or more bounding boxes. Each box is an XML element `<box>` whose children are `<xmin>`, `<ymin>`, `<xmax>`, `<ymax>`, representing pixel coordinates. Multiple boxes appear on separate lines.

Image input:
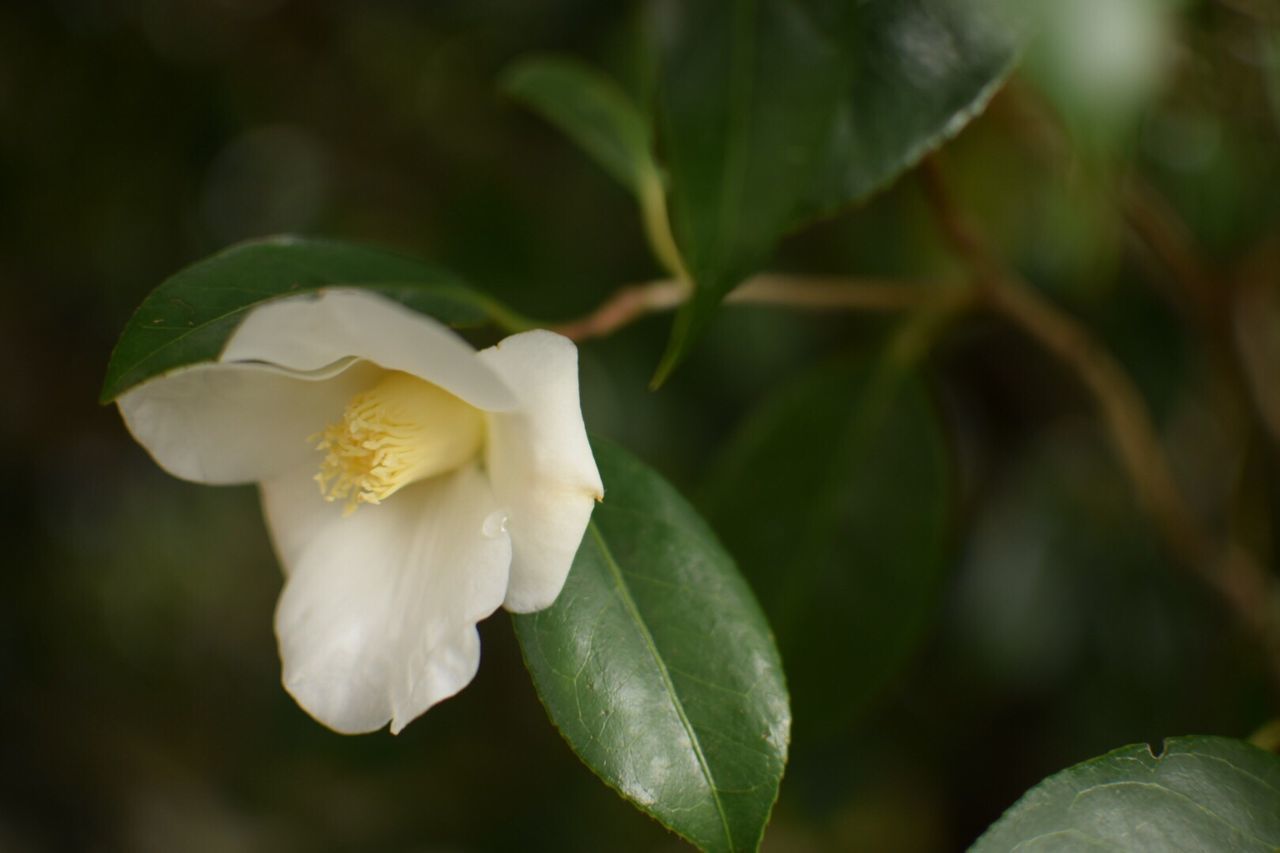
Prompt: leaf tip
<box><xmin>648</xmin><ymin>340</ymin><xmax>681</xmax><ymax>390</ymax></box>
<box><xmin>649</xmin><ymin>301</ymin><xmax>699</xmax><ymax>389</ymax></box>
<box><xmin>497</xmin><ymin>53</ymin><xmax>571</xmax><ymax>100</ymax></box>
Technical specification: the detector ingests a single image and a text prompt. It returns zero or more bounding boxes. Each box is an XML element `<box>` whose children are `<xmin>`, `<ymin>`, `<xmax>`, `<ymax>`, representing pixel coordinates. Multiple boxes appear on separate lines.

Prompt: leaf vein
<box><xmin>588</xmin><ymin>522</ymin><xmax>735</xmax><ymax>850</ymax></box>
<box><xmin>1070</xmin><ymin>780</ymin><xmax>1272</xmax><ymax>848</ymax></box>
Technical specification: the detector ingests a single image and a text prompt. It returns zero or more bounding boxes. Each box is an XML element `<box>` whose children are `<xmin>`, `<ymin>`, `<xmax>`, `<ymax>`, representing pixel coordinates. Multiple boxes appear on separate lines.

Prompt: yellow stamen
<box><xmin>313</xmin><ymin>371</ymin><xmax>484</xmax><ymax>514</ymax></box>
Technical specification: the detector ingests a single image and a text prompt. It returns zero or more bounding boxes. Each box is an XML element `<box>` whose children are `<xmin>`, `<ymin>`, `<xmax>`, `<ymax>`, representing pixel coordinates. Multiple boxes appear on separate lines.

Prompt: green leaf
<box><xmin>652</xmin><ymin>0</ymin><xmax>1021</xmax><ymax>384</ymax></box>
<box><xmin>971</xmin><ymin>736</ymin><xmax>1280</xmax><ymax>851</ymax></box>
<box><xmin>514</xmin><ymin>438</ymin><xmax>790</xmax><ymax>853</ymax></box>
<box><xmin>502</xmin><ymin>55</ymin><xmax>656</xmax><ymax>195</ymax></box>
<box><xmin>798</xmin><ymin>0</ymin><xmax>1021</xmax><ymax>221</ymax></box>
<box><xmin>702</xmin><ymin>356</ymin><xmax>951</xmax><ymax>731</ymax></box>
<box><xmin>100</xmin><ymin>236</ymin><xmax>503</xmax><ymax>403</ymax></box>
<box><xmin>653</xmin><ymin>0</ymin><xmax>845</xmax><ymax>385</ymax></box>
<box><xmin>502</xmin><ymin>56</ymin><xmax>686</xmax><ymax>279</ymax></box>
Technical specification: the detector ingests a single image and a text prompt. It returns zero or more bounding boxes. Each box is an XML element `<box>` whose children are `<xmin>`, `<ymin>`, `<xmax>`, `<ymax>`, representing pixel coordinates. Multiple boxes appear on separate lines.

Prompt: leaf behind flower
<box><xmin>100</xmin><ymin>236</ymin><xmax>506</xmax><ymax>403</ymax></box>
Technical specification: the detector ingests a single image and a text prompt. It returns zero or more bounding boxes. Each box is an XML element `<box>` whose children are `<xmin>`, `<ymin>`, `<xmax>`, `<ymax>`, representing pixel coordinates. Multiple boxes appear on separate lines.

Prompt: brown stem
<box><xmin>921</xmin><ymin>157</ymin><xmax>1280</xmax><ymax>691</ymax></box>
<box><xmin>551</xmin><ymin>275</ymin><xmax>944</xmax><ymax>342</ymax></box>
<box><xmin>551</xmin><ymin>282</ymin><xmax>685</xmax><ymax>342</ymax></box>
<box><xmin>987</xmin><ymin>275</ymin><xmax>1209</xmax><ymax>557</ymax></box>
<box><xmin>1121</xmin><ymin>177</ymin><xmax>1222</xmax><ymax>320</ymax></box>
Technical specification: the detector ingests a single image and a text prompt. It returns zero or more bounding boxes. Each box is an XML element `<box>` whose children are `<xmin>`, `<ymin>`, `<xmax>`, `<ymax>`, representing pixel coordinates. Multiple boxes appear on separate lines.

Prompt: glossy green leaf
<box><xmin>514</xmin><ymin>439</ymin><xmax>790</xmax><ymax>853</ymax></box>
<box><xmin>100</xmin><ymin>236</ymin><xmax>501</xmax><ymax>402</ymax></box>
<box><xmin>652</xmin><ymin>0</ymin><xmax>844</xmax><ymax>385</ymax></box>
<box><xmin>971</xmin><ymin>736</ymin><xmax>1280</xmax><ymax>851</ymax></box>
<box><xmin>652</xmin><ymin>0</ymin><xmax>1021</xmax><ymax>383</ymax></box>
<box><xmin>703</xmin><ymin>357</ymin><xmax>951</xmax><ymax>730</ymax></box>
<box><xmin>798</xmin><ymin>0</ymin><xmax>1021</xmax><ymax>221</ymax></box>
<box><xmin>502</xmin><ymin>55</ymin><xmax>656</xmax><ymax>194</ymax></box>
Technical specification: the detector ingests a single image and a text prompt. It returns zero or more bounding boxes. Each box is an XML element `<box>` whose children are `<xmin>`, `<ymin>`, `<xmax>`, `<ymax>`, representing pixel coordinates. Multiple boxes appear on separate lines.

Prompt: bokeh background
<box><xmin>3</xmin><ymin>1</ymin><xmax>1279</xmax><ymax>850</ymax></box>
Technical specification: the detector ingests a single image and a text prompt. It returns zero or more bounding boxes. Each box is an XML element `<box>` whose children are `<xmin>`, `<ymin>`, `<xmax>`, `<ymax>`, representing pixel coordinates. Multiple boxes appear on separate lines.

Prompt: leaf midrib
<box><xmin>589</xmin><ymin>521</ymin><xmax>736</xmax><ymax>851</ymax></box>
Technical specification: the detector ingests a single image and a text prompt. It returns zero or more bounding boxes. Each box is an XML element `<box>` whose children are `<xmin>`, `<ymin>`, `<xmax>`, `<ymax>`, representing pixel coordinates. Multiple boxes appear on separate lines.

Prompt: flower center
<box><xmin>313</xmin><ymin>371</ymin><xmax>484</xmax><ymax>514</ymax></box>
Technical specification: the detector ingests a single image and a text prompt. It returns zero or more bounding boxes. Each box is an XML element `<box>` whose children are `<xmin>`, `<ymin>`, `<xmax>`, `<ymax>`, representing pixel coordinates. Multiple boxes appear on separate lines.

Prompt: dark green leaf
<box><xmin>971</xmin><ymin>736</ymin><xmax>1280</xmax><ymax>851</ymax></box>
<box><xmin>502</xmin><ymin>55</ymin><xmax>687</xmax><ymax>278</ymax></box>
<box><xmin>100</xmin><ymin>236</ymin><xmax>500</xmax><ymax>402</ymax></box>
<box><xmin>652</xmin><ymin>0</ymin><xmax>1021</xmax><ymax>383</ymax></box>
<box><xmin>798</xmin><ymin>0</ymin><xmax>1021</xmax><ymax>221</ymax></box>
<box><xmin>514</xmin><ymin>438</ymin><xmax>790</xmax><ymax>853</ymax></box>
<box><xmin>703</xmin><ymin>357</ymin><xmax>951</xmax><ymax>731</ymax></box>
<box><xmin>502</xmin><ymin>55</ymin><xmax>656</xmax><ymax>194</ymax></box>
<box><xmin>653</xmin><ymin>0</ymin><xmax>845</xmax><ymax>384</ymax></box>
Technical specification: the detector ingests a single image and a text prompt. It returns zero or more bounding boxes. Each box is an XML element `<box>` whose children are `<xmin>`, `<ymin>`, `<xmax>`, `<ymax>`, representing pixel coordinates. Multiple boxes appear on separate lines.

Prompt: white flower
<box><xmin>117</xmin><ymin>289</ymin><xmax>603</xmax><ymax>734</ymax></box>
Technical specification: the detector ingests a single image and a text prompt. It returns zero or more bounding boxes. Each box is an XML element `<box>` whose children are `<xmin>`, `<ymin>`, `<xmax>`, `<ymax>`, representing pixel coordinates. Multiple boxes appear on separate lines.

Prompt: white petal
<box><xmin>117</xmin><ymin>361</ymin><xmax>382</xmax><ymax>485</ymax></box>
<box><xmin>263</xmin><ymin>463</ymin><xmax>511</xmax><ymax>734</ymax></box>
<box><xmin>477</xmin><ymin>330</ymin><xmax>603</xmax><ymax>613</ymax></box>
<box><xmin>223</xmin><ymin>289</ymin><xmax>518</xmax><ymax>412</ymax></box>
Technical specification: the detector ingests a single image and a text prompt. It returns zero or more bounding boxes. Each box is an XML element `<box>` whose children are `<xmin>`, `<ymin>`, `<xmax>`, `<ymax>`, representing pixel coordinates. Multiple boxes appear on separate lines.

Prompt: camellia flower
<box><xmin>116</xmin><ymin>289</ymin><xmax>603</xmax><ymax>734</ymax></box>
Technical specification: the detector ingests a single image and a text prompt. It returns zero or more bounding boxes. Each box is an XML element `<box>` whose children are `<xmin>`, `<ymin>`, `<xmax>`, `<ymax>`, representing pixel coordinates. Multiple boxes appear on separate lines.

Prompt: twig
<box><xmin>551</xmin><ymin>282</ymin><xmax>685</xmax><ymax>342</ymax></box>
<box><xmin>997</xmin><ymin>83</ymin><xmax>1230</xmax><ymax>332</ymax></box>
<box><xmin>552</xmin><ymin>274</ymin><xmax>944</xmax><ymax>342</ymax></box>
<box><xmin>1234</xmin><ymin>230</ymin><xmax>1280</xmax><ymax>445</ymax></box>
<box><xmin>1121</xmin><ymin>177</ymin><xmax>1222</xmax><ymax>320</ymax></box>
<box><xmin>921</xmin><ymin>157</ymin><xmax>1280</xmax><ymax>691</ymax></box>
<box><xmin>921</xmin><ymin>159</ymin><xmax>1206</xmax><ymax>560</ymax></box>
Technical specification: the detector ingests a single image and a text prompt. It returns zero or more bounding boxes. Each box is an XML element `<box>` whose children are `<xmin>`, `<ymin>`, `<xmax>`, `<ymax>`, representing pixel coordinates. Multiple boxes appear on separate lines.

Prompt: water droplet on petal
<box><xmin>482</xmin><ymin>511</ymin><xmax>509</xmax><ymax>539</ymax></box>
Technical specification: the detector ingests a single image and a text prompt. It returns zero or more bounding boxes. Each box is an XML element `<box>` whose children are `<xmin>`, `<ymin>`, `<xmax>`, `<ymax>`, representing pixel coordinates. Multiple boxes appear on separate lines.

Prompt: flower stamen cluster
<box><xmin>313</xmin><ymin>371</ymin><xmax>484</xmax><ymax>514</ymax></box>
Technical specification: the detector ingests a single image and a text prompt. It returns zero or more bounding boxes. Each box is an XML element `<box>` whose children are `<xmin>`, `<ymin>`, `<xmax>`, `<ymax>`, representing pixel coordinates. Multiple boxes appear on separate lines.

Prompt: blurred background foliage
<box><xmin>3</xmin><ymin>0</ymin><xmax>1279</xmax><ymax>850</ymax></box>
